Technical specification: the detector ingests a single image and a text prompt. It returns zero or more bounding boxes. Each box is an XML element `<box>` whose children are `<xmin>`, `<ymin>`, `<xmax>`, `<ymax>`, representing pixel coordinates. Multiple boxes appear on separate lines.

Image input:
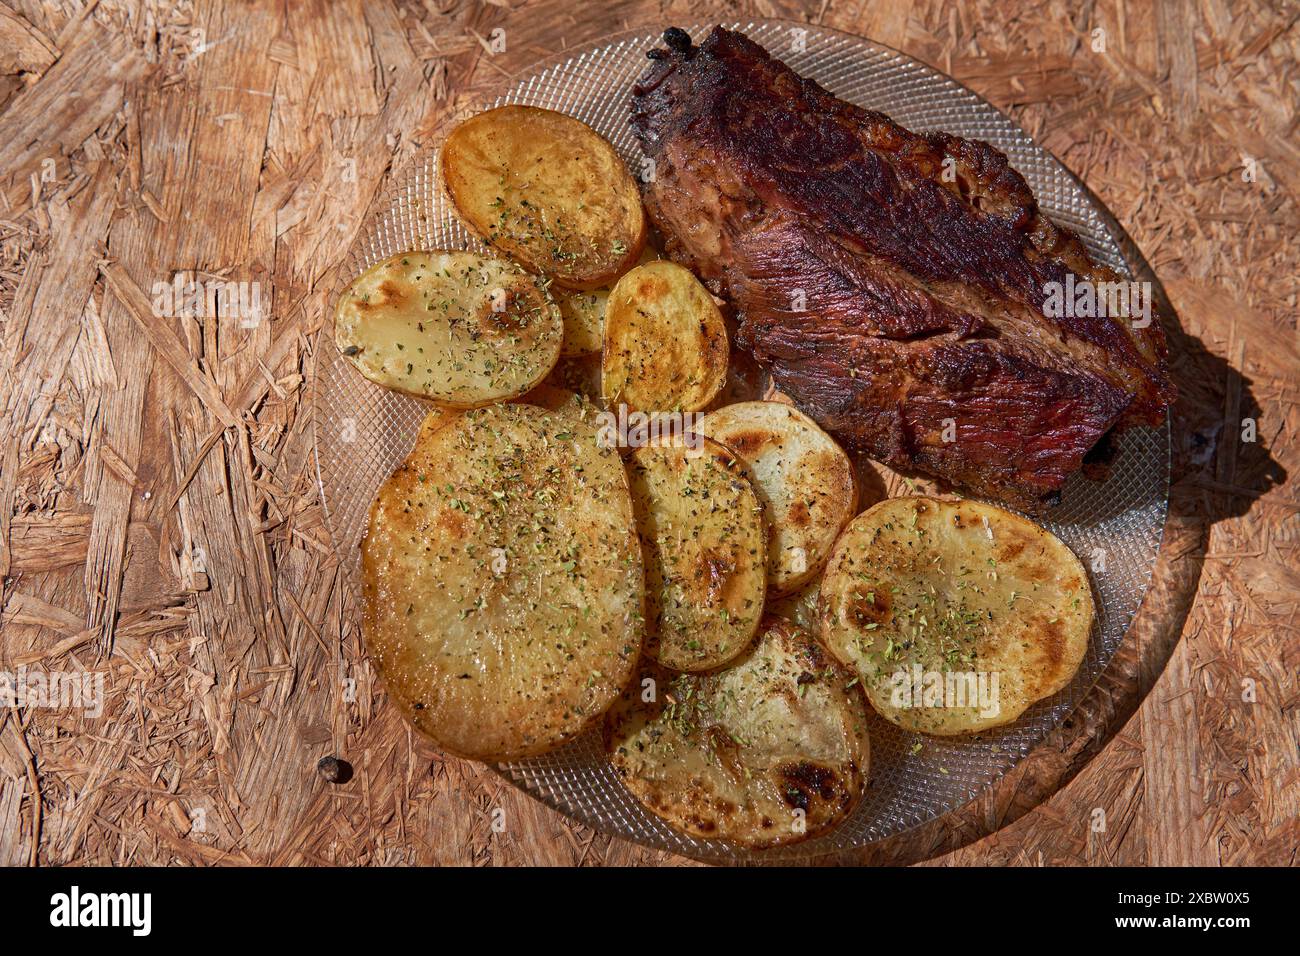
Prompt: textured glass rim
<box><xmin>310</xmin><ymin>17</ymin><xmax>1172</xmax><ymax>863</ymax></box>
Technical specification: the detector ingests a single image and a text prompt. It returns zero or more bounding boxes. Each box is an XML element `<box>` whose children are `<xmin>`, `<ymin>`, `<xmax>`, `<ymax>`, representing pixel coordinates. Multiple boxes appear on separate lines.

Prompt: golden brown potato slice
<box><xmin>518</xmin><ymin>383</ymin><xmax>586</xmax><ymax>419</ymax></box>
<box><xmin>767</xmin><ymin>575</ymin><xmax>823</xmax><ymax>633</ymax></box>
<box><xmin>362</xmin><ymin>403</ymin><xmax>645</xmax><ymax>761</ymax></box>
<box><xmin>515</xmin><ymin>384</ymin><xmax>614</xmax><ymax>439</ymax></box>
<box><xmin>533</xmin><ymin>354</ymin><xmax>604</xmax><ymax>408</ymax></box>
<box><xmin>628</xmin><ymin>438</ymin><xmax>766</xmax><ymax>671</ymax></box>
<box><xmin>413</xmin><ymin>406</ymin><xmax>462</xmax><ymax>445</ymax></box>
<box><xmin>702</xmin><ymin>401</ymin><xmax>857</xmax><ymax>597</ymax></box>
<box><xmin>555</xmin><ymin>245</ymin><xmax>660</xmax><ymax>357</ymax></box>
<box><xmin>441</xmin><ymin>105</ymin><xmax>646</xmax><ymax>290</ymax></box>
<box><xmin>819</xmin><ymin>496</ymin><xmax>1094</xmax><ymax>735</ymax></box>
<box><xmin>335</xmin><ymin>251</ymin><xmax>561</xmax><ymax>406</ymax></box>
<box><xmin>605</xmin><ymin>618</ymin><xmax>870</xmax><ymax>848</ymax></box>
<box><xmin>557</xmin><ymin>288</ymin><xmax>608</xmax><ymax>357</ymax></box>
<box><xmin>602</xmin><ymin>260</ymin><xmax>728</xmax><ymax>413</ymax></box>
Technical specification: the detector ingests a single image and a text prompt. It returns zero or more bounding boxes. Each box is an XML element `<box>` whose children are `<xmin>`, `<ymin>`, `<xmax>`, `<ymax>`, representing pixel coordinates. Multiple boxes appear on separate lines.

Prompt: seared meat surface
<box><xmin>631</xmin><ymin>27</ymin><xmax>1174</xmax><ymax>512</ymax></box>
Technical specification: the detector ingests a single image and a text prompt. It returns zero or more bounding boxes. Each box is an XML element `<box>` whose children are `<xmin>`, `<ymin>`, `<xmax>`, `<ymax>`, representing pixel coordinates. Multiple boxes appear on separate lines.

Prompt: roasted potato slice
<box><xmin>441</xmin><ymin>105</ymin><xmax>645</xmax><ymax>290</ymax></box>
<box><xmin>557</xmin><ymin>288</ymin><xmax>608</xmax><ymax>357</ymax></box>
<box><xmin>532</xmin><ymin>353</ymin><xmax>604</xmax><ymax>408</ymax></box>
<box><xmin>414</xmin><ymin>406</ymin><xmax>462</xmax><ymax>445</ymax></box>
<box><xmin>767</xmin><ymin>575</ymin><xmax>823</xmax><ymax>633</ymax></box>
<box><xmin>362</xmin><ymin>403</ymin><xmax>644</xmax><ymax>761</ymax></box>
<box><xmin>628</xmin><ymin>438</ymin><xmax>766</xmax><ymax>671</ymax></box>
<box><xmin>518</xmin><ymin>383</ymin><xmax>585</xmax><ymax>418</ymax></box>
<box><xmin>605</xmin><ymin>618</ymin><xmax>870</xmax><ymax>848</ymax></box>
<box><xmin>335</xmin><ymin>251</ymin><xmax>561</xmax><ymax>406</ymax></box>
<box><xmin>819</xmin><ymin>496</ymin><xmax>1094</xmax><ymax>735</ymax></box>
<box><xmin>516</xmin><ymin>384</ymin><xmax>616</xmax><ymax>441</ymax></box>
<box><xmin>602</xmin><ymin>260</ymin><xmax>728</xmax><ymax>413</ymax></box>
<box><xmin>556</xmin><ymin>245</ymin><xmax>659</xmax><ymax>356</ymax></box>
<box><xmin>702</xmin><ymin>401</ymin><xmax>857</xmax><ymax>597</ymax></box>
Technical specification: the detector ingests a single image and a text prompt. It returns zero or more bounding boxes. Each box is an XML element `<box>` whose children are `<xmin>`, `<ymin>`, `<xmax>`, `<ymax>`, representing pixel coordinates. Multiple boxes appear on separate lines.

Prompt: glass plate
<box><xmin>311</xmin><ymin>19</ymin><xmax>1170</xmax><ymax>862</ymax></box>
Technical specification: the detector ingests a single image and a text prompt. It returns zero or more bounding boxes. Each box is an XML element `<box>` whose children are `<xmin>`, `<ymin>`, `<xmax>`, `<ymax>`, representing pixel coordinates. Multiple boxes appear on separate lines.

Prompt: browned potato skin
<box><xmin>441</xmin><ymin>105</ymin><xmax>646</xmax><ymax>290</ymax></box>
<box><xmin>362</xmin><ymin>403</ymin><xmax>644</xmax><ymax>761</ymax></box>
<box><xmin>606</xmin><ymin>618</ymin><xmax>870</xmax><ymax>848</ymax></box>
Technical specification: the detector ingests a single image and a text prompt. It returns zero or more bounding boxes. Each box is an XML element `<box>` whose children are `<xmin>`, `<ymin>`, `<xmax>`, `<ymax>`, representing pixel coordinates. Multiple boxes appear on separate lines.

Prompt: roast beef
<box><xmin>631</xmin><ymin>27</ymin><xmax>1174</xmax><ymax>513</ymax></box>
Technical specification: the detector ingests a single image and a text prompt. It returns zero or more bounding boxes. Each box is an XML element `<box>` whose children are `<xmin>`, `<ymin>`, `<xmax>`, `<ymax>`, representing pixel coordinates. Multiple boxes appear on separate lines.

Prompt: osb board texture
<box><xmin>0</xmin><ymin>0</ymin><xmax>1295</xmax><ymax>868</ymax></box>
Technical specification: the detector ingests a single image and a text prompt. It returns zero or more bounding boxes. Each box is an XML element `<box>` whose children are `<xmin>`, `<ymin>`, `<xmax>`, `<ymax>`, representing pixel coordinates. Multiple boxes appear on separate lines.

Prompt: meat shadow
<box><xmin>1113</xmin><ymin>201</ymin><xmax>1287</xmax><ymax>527</ymax></box>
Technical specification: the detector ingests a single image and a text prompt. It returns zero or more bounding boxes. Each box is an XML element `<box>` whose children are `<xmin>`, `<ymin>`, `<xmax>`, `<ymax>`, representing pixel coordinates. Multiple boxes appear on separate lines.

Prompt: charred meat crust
<box><xmin>632</xmin><ymin>27</ymin><xmax>1174</xmax><ymax>513</ymax></box>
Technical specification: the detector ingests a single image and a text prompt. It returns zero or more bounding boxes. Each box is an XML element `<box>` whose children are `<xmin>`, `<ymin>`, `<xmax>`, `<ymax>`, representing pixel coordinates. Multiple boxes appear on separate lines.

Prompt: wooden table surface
<box><xmin>0</xmin><ymin>0</ymin><xmax>1295</xmax><ymax>867</ymax></box>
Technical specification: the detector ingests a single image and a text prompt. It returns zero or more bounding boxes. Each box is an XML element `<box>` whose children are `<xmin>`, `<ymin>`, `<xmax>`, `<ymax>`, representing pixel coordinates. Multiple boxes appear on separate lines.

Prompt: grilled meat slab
<box><xmin>631</xmin><ymin>27</ymin><xmax>1174</xmax><ymax>512</ymax></box>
